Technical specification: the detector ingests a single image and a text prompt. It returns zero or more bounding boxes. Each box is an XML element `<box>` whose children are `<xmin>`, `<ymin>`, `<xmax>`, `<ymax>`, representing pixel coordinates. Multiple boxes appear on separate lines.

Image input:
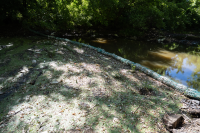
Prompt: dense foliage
<box><xmin>1</xmin><ymin>0</ymin><xmax>200</xmax><ymax>35</ymax></box>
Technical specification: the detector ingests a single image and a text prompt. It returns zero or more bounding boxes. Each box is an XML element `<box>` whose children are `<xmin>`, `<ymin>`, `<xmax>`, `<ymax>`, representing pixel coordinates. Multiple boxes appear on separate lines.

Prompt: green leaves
<box><xmin>1</xmin><ymin>0</ymin><xmax>200</xmax><ymax>35</ymax></box>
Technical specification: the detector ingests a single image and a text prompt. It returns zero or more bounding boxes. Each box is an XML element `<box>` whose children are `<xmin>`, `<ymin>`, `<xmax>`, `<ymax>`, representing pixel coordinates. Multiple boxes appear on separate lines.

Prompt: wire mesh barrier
<box><xmin>29</xmin><ymin>29</ymin><xmax>200</xmax><ymax>100</ymax></box>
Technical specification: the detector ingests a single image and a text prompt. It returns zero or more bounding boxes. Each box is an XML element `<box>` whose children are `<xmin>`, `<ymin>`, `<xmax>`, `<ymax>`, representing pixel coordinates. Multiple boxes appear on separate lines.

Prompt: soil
<box><xmin>0</xmin><ymin>31</ymin><xmax>200</xmax><ymax>132</ymax></box>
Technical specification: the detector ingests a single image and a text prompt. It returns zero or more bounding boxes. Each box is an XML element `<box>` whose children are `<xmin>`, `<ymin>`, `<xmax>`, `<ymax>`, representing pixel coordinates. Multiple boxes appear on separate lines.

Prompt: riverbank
<box><xmin>0</xmin><ymin>36</ymin><xmax>192</xmax><ymax>132</ymax></box>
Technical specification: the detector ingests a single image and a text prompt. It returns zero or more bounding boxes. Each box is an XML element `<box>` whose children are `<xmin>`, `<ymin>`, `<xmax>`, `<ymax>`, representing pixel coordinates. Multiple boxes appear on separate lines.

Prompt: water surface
<box><xmin>72</xmin><ymin>37</ymin><xmax>200</xmax><ymax>91</ymax></box>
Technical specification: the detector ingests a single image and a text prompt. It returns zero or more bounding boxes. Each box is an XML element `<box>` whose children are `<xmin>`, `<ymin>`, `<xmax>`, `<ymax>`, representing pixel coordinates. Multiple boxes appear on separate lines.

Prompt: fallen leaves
<box><xmin>0</xmin><ymin>38</ymin><xmax>186</xmax><ymax>133</ymax></box>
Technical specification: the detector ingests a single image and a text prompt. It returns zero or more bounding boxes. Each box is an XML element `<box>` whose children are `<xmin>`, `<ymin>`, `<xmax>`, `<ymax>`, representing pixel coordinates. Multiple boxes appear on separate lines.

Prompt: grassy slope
<box><xmin>0</xmin><ymin>36</ymin><xmax>186</xmax><ymax>133</ymax></box>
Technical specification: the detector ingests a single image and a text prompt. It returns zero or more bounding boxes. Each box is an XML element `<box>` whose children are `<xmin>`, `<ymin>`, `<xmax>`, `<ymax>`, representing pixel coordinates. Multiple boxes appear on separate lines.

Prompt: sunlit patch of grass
<box><xmin>0</xmin><ymin>37</ymin><xmax>185</xmax><ymax>132</ymax></box>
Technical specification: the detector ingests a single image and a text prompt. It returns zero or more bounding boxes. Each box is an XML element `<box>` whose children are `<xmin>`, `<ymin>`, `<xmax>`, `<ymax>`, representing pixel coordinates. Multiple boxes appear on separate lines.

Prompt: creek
<box><xmin>69</xmin><ymin>37</ymin><xmax>200</xmax><ymax>91</ymax></box>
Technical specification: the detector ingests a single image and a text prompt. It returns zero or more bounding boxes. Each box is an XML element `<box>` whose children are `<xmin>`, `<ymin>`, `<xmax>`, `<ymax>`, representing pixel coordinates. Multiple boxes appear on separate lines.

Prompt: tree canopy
<box><xmin>1</xmin><ymin>0</ymin><xmax>200</xmax><ymax>35</ymax></box>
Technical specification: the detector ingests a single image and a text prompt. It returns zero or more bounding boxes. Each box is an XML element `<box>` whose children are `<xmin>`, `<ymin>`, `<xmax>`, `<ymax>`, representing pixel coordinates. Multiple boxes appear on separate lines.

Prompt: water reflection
<box><xmin>92</xmin><ymin>38</ymin><xmax>108</xmax><ymax>43</ymax></box>
<box><xmin>140</xmin><ymin>49</ymin><xmax>177</xmax><ymax>69</ymax></box>
<box><xmin>71</xmin><ymin>37</ymin><xmax>200</xmax><ymax>91</ymax></box>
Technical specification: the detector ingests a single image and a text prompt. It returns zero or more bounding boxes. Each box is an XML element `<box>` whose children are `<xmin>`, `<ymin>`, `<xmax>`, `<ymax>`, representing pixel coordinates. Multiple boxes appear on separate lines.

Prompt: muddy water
<box><xmin>72</xmin><ymin>37</ymin><xmax>200</xmax><ymax>91</ymax></box>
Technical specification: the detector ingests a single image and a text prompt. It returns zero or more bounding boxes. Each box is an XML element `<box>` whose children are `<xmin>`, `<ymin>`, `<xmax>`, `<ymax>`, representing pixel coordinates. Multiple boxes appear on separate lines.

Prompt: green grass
<box><xmin>0</xmin><ymin>36</ymin><xmax>185</xmax><ymax>133</ymax></box>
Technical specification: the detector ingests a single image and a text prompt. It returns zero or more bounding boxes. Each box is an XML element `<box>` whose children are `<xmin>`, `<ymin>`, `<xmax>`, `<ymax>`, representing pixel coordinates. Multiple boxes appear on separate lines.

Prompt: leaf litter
<box><xmin>0</xmin><ymin>37</ymin><xmax>186</xmax><ymax>133</ymax></box>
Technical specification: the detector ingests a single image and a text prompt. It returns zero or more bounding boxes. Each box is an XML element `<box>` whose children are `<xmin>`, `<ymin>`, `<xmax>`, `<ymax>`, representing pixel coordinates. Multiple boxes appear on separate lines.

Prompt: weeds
<box><xmin>0</xmin><ymin>37</ymin><xmax>185</xmax><ymax>133</ymax></box>
<box><xmin>131</xmin><ymin>65</ymin><xmax>136</xmax><ymax>72</ymax></box>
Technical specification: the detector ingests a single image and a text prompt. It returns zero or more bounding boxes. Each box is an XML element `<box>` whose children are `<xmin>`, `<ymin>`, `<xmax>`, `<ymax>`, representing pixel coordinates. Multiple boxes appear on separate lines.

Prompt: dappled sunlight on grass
<box><xmin>73</xmin><ymin>47</ymin><xmax>85</xmax><ymax>54</ymax></box>
<box><xmin>0</xmin><ymin>37</ymin><xmax>186</xmax><ymax>132</ymax></box>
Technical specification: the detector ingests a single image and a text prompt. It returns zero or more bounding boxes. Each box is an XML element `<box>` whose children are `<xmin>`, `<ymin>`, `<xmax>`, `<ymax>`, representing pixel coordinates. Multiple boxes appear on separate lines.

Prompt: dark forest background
<box><xmin>1</xmin><ymin>0</ymin><xmax>200</xmax><ymax>36</ymax></box>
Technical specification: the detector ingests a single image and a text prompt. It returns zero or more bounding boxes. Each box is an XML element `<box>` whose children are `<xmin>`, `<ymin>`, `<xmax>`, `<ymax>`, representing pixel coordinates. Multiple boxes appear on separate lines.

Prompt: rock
<box><xmin>182</xmin><ymin>99</ymin><xmax>199</xmax><ymax>106</ymax></box>
<box><xmin>32</xmin><ymin>60</ymin><xmax>36</xmax><ymax>64</ymax></box>
<box><xmin>163</xmin><ymin>113</ymin><xmax>184</xmax><ymax>130</ymax></box>
<box><xmin>185</xmin><ymin>99</ymin><xmax>199</xmax><ymax>107</ymax></box>
<box><xmin>181</xmin><ymin>99</ymin><xmax>200</xmax><ymax>115</ymax></box>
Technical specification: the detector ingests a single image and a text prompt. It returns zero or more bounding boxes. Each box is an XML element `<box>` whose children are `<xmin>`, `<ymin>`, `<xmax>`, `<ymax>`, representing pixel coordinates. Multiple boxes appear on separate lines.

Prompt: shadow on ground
<box><xmin>0</xmin><ymin>36</ymin><xmax>184</xmax><ymax>132</ymax></box>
